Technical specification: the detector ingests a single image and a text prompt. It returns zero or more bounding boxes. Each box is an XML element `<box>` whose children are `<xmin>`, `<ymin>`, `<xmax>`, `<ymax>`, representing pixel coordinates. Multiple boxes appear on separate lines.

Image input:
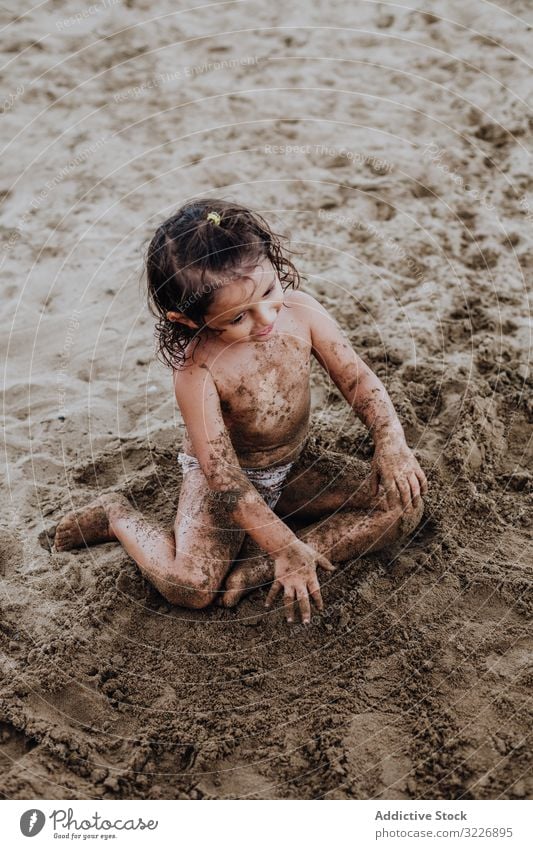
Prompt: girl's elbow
<box><xmin>205</xmin><ymin>476</ymin><xmax>251</xmax><ymax>509</ymax></box>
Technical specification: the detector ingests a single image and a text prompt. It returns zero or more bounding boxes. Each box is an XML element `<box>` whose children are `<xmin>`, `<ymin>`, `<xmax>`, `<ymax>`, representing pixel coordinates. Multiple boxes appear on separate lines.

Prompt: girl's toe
<box><xmin>54</xmin><ymin>529</ymin><xmax>74</xmax><ymax>550</ymax></box>
<box><xmin>222</xmin><ymin>593</ymin><xmax>241</xmax><ymax>608</ymax></box>
<box><xmin>220</xmin><ymin>588</ymin><xmax>243</xmax><ymax>608</ymax></box>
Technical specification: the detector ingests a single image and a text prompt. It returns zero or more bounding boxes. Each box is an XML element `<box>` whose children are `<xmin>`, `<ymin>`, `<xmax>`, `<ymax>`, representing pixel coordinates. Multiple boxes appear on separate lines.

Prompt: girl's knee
<box><xmin>158</xmin><ymin>555</ymin><xmax>220</xmax><ymax>609</ymax></box>
<box><xmin>160</xmin><ymin>580</ymin><xmax>217</xmax><ymax>609</ymax></box>
<box><xmin>179</xmin><ymin>586</ymin><xmax>217</xmax><ymax>609</ymax></box>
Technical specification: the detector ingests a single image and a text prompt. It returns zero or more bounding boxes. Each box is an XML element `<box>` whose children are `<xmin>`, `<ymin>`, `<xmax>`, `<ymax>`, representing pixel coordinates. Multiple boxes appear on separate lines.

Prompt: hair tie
<box><xmin>206</xmin><ymin>211</ymin><xmax>221</xmax><ymax>225</ymax></box>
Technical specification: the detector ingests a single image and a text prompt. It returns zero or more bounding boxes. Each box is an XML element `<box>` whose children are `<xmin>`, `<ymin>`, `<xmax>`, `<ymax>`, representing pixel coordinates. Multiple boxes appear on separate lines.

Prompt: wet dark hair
<box><xmin>145</xmin><ymin>198</ymin><xmax>302</xmax><ymax>368</ymax></box>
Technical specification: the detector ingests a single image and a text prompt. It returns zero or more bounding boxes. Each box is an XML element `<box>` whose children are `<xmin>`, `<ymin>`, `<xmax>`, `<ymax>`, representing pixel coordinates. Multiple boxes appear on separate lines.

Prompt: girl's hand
<box><xmin>265</xmin><ymin>540</ymin><xmax>336</xmax><ymax>624</ymax></box>
<box><xmin>370</xmin><ymin>438</ymin><xmax>428</xmax><ymax>510</ymax></box>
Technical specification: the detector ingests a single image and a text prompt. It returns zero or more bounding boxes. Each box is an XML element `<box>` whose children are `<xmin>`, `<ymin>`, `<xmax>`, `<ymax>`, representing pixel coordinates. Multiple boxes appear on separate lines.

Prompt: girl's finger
<box><xmin>383</xmin><ymin>477</ymin><xmax>400</xmax><ymax>510</ymax></box>
<box><xmin>374</xmin><ymin>483</ymin><xmax>388</xmax><ymax>511</ymax></box>
<box><xmin>396</xmin><ymin>476</ymin><xmax>412</xmax><ymax>509</ymax></box>
<box><xmin>284</xmin><ymin>590</ymin><xmax>296</xmax><ymax>624</ymax></box>
<box><xmin>308</xmin><ymin>579</ymin><xmax>324</xmax><ymax>611</ymax></box>
<box><xmin>265</xmin><ymin>580</ymin><xmax>282</xmax><ymax>608</ymax></box>
<box><xmin>318</xmin><ymin>554</ymin><xmax>336</xmax><ymax>573</ymax></box>
<box><xmin>297</xmin><ymin>591</ymin><xmax>311</xmax><ymax>624</ymax></box>
<box><xmin>369</xmin><ymin>469</ymin><xmax>379</xmax><ymax>496</ymax></box>
<box><xmin>408</xmin><ymin>472</ymin><xmax>421</xmax><ymax>502</ymax></box>
<box><xmin>417</xmin><ymin>469</ymin><xmax>428</xmax><ymax>494</ymax></box>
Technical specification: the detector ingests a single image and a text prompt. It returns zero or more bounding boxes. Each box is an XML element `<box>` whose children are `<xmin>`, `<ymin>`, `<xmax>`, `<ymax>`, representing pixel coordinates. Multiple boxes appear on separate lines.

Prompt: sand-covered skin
<box><xmin>0</xmin><ymin>0</ymin><xmax>531</xmax><ymax>799</ymax></box>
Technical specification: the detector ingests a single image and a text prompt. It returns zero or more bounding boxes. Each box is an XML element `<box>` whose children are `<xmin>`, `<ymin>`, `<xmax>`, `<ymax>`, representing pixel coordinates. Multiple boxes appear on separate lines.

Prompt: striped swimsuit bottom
<box><xmin>177</xmin><ymin>452</ymin><xmax>294</xmax><ymax>510</ymax></box>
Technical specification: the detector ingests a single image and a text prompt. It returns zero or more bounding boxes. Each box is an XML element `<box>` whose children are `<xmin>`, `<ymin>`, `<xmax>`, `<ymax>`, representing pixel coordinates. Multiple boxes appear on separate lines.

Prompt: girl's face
<box><xmin>202</xmin><ymin>259</ymin><xmax>285</xmax><ymax>344</ymax></box>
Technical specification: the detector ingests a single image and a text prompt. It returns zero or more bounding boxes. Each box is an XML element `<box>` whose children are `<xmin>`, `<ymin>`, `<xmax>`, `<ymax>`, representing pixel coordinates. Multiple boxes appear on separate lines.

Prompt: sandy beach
<box><xmin>1</xmin><ymin>0</ymin><xmax>532</xmax><ymax>799</ymax></box>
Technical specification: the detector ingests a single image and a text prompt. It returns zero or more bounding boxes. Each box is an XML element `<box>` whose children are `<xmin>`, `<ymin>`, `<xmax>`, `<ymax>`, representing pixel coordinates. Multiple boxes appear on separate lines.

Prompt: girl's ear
<box><xmin>166</xmin><ymin>311</ymin><xmax>199</xmax><ymax>329</ymax></box>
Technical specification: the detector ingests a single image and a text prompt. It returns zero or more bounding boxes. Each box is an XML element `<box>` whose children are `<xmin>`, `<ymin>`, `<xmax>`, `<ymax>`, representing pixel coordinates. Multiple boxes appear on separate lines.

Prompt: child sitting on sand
<box><xmin>55</xmin><ymin>198</ymin><xmax>427</xmax><ymax>624</ymax></box>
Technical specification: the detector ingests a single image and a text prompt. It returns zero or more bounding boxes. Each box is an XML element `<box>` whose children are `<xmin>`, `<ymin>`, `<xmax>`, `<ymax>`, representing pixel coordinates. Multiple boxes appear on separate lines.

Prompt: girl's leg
<box><xmin>220</xmin><ymin>442</ymin><xmax>424</xmax><ymax>607</ymax></box>
<box><xmin>54</xmin><ymin>469</ymin><xmax>246</xmax><ymax>609</ymax></box>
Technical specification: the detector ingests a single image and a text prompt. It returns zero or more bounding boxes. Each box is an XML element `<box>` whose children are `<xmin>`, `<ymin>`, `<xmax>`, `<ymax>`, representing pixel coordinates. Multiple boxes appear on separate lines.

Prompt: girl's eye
<box><xmin>263</xmin><ymin>285</ymin><xmax>274</xmax><ymax>297</ymax></box>
<box><xmin>230</xmin><ymin>313</ymin><xmax>245</xmax><ymax>325</ymax></box>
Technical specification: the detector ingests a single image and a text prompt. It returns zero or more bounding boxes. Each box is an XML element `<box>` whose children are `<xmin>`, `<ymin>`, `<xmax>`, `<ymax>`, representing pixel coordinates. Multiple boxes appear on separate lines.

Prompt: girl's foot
<box><xmin>219</xmin><ymin>559</ymin><xmax>274</xmax><ymax>608</ymax></box>
<box><xmin>54</xmin><ymin>494</ymin><xmax>127</xmax><ymax>551</ymax></box>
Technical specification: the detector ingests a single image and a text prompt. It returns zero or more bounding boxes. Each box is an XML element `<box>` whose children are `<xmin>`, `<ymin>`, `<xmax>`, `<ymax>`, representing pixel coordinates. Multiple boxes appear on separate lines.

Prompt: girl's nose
<box><xmin>255</xmin><ymin>305</ymin><xmax>278</xmax><ymax>328</ymax></box>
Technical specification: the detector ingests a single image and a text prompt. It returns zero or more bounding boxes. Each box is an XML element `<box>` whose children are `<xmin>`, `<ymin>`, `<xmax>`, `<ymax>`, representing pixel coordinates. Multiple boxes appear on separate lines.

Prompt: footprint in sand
<box><xmin>0</xmin><ymin>530</ymin><xmax>23</xmax><ymax>577</ymax></box>
<box><xmin>0</xmin><ymin>721</ymin><xmax>39</xmax><ymax>777</ymax></box>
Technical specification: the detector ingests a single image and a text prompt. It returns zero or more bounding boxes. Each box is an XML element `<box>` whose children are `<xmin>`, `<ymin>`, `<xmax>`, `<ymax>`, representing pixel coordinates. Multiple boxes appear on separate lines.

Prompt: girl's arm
<box><xmin>173</xmin><ymin>361</ymin><xmax>335</xmax><ymax>622</ymax></box>
<box><xmin>301</xmin><ymin>292</ymin><xmax>428</xmax><ymax>506</ymax></box>
<box><xmin>301</xmin><ymin>292</ymin><xmax>403</xmax><ymax>443</ymax></box>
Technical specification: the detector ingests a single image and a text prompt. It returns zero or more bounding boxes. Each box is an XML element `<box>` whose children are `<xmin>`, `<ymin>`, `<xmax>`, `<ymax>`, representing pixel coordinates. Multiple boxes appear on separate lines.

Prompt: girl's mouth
<box><xmin>254</xmin><ymin>322</ymin><xmax>274</xmax><ymax>337</ymax></box>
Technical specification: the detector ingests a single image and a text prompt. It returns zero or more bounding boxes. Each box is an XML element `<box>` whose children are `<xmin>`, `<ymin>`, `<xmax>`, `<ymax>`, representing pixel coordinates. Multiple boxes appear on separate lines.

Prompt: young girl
<box><xmin>55</xmin><ymin>198</ymin><xmax>427</xmax><ymax>624</ymax></box>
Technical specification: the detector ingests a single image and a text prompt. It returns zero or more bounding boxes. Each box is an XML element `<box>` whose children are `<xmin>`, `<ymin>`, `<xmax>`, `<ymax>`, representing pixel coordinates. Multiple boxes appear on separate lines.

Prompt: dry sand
<box><xmin>1</xmin><ymin>0</ymin><xmax>532</xmax><ymax>799</ymax></box>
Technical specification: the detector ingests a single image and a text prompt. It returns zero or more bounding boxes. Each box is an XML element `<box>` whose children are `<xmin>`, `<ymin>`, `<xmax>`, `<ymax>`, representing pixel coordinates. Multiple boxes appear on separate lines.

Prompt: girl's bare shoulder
<box><xmin>174</xmin><ymin>336</ymin><xmax>212</xmax><ymax>374</ymax></box>
<box><xmin>284</xmin><ymin>289</ymin><xmax>325</xmax><ymax>326</ymax></box>
<box><xmin>171</xmin><ymin>340</ymin><xmax>216</xmax><ymax>396</ymax></box>
<box><xmin>285</xmin><ymin>289</ymin><xmax>322</xmax><ymax>306</ymax></box>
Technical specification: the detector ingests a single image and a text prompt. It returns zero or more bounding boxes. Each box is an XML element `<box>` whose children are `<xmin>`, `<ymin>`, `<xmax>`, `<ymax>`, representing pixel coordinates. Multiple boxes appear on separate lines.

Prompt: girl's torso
<box><xmin>181</xmin><ymin>291</ymin><xmax>312</xmax><ymax>468</ymax></box>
